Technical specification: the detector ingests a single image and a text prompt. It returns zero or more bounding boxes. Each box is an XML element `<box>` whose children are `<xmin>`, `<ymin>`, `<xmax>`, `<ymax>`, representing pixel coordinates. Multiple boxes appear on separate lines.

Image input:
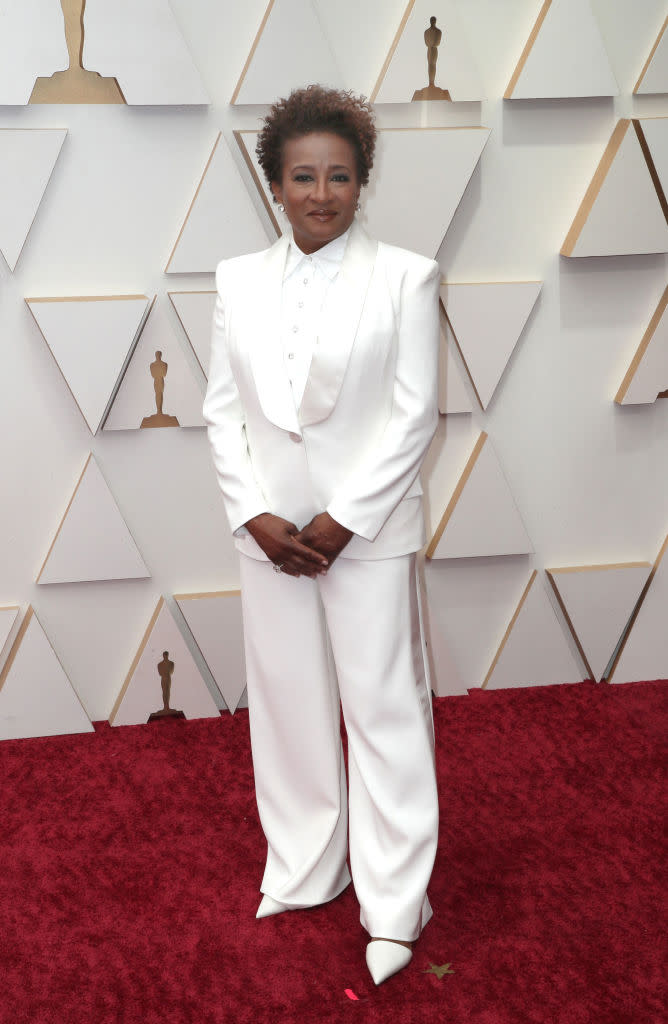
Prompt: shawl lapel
<box><xmin>298</xmin><ymin>221</ymin><xmax>378</xmax><ymax>428</ymax></box>
<box><xmin>246</xmin><ymin>233</ymin><xmax>300</xmax><ymax>434</ymax></box>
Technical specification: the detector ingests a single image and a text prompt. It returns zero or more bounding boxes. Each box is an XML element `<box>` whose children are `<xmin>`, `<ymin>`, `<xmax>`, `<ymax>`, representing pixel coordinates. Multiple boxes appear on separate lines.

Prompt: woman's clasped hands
<box><xmin>245</xmin><ymin>512</ymin><xmax>353</xmax><ymax>578</ymax></box>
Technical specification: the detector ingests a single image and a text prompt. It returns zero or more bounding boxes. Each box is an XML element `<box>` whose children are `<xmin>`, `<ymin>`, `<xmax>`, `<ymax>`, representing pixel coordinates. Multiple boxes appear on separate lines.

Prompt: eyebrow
<box><xmin>290</xmin><ymin>163</ymin><xmax>352</xmax><ymax>172</ymax></box>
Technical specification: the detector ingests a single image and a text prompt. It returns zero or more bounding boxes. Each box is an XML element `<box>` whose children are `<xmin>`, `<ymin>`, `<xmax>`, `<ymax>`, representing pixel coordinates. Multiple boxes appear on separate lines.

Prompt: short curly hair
<box><xmin>256</xmin><ymin>85</ymin><xmax>376</xmax><ymax>191</ymax></box>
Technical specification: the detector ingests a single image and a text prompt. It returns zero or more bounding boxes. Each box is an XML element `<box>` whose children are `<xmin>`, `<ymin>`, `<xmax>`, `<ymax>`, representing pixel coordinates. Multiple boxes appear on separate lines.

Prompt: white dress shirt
<box><xmin>281</xmin><ymin>228</ymin><xmax>350</xmax><ymax>407</ymax></box>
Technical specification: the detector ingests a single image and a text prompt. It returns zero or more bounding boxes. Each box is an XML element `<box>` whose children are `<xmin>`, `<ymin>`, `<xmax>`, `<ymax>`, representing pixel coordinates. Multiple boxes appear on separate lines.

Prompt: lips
<box><xmin>308</xmin><ymin>210</ymin><xmax>337</xmax><ymax>219</ymax></box>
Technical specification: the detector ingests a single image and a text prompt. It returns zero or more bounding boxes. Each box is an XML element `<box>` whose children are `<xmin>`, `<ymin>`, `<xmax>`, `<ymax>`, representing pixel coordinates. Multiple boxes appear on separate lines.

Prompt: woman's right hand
<box><xmin>244</xmin><ymin>513</ymin><xmax>329</xmax><ymax>578</ymax></box>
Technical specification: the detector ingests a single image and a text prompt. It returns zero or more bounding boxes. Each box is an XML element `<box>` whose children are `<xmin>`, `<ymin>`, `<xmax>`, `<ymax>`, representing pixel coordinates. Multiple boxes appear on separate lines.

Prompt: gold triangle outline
<box><xmin>561</xmin><ymin>119</ymin><xmax>668</xmax><ymax>257</ymax></box>
<box><xmin>174</xmin><ymin>590</ymin><xmax>243</xmax><ymax>713</ymax></box>
<box><xmin>440</xmin><ymin>282</ymin><xmax>542</xmax><ymax>411</ymax></box>
<box><xmin>615</xmin><ymin>285</ymin><xmax>668</xmax><ymax>404</ymax></box>
<box><xmin>369</xmin><ymin>0</ymin><xmax>416</xmax><ymax>103</ymax></box>
<box><xmin>607</xmin><ymin>533</ymin><xmax>668</xmax><ymax>682</ymax></box>
<box><xmin>25</xmin><ymin>294</ymin><xmax>150</xmax><ymax>434</ymax></box>
<box><xmin>0</xmin><ymin>606</ymin><xmax>92</xmax><ymax>727</ymax></box>
<box><xmin>546</xmin><ymin>562</ymin><xmax>653</xmax><ymax>681</ymax></box>
<box><xmin>35</xmin><ymin>453</ymin><xmax>150</xmax><ymax>584</ymax></box>
<box><xmin>0</xmin><ymin>128</ymin><xmax>67</xmax><ymax>271</ymax></box>
<box><xmin>230</xmin><ymin>0</ymin><xmax>277</xmax><ymax>105</ymax></box>
<box><xmin>109</xmin><ymin>597</ymin><xmax>164</xmax><ymax>724</ymax></box>
<box><xmin>165</xmin><ymin>133</ymin><xmax>223</xmax><ymax>273</ymax></box>
<box><xmin>504</xmin><ymin>0</ymin><xmax>554</xmax><ymax>99</ymax></box>
<box><xmin>482</xmin><ymin>570</ymin><xmax>537</xmax><ymax>688</ymax></box>
<box><xmin>167</xmin><ymin>290</ymin><xmax>217</xmax><ymax>378</ymax></box>
<box><xmin>0</xmin><ymin>607</ymin><xmax>33</xmax><ymax>693</ymax></box>
<box><xmin>633</xmin><ymin>15</ymin><xmax>667</xmax><ymax>94</ymax></box>
<box><xmin>425</xmin><ymin>430</ymin><xmax>487</xmax><ymax>559</ymax></box>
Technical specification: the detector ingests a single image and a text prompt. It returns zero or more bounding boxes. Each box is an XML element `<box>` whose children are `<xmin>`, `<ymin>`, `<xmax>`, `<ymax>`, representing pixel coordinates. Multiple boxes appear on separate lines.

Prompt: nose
<box><xmin>311</xmin><ymin>174</ymin><xmax>333</xmax><ymax>203</ymax></box>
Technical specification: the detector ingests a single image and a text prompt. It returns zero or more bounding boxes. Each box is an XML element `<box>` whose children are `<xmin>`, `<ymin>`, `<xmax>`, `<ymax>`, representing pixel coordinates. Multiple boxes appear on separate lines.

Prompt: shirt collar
<box><xmin>284</xmin><ymin>227</ymin><xmax>351</xmax><ymax>282</ymax></box>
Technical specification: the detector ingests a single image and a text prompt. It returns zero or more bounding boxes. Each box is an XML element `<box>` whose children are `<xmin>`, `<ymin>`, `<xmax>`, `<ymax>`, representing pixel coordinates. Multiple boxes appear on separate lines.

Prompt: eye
<box><xmin>332</xmin><ymin>174</ymin><xmax>350</xmax><ymax>182</ymax></box>
<box><xmin>293</xmin><ymin>173</ymin><xmax>313</xmax><ymax>182</ymax></box>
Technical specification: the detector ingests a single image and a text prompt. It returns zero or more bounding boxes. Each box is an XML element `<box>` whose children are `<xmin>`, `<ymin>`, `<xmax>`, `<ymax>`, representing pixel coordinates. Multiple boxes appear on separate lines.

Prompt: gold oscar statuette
<box><xmin>141</xmin><ymin>351</ymin><xmax>180</xmax><ymax>429</ymax></box>
<box><xmin>148</xmin><ymin>651</ymin><xmax>185</xmax><ymax>722</ymax></box>
<box><xmin>412</xmin><ymin>16</ymin><xmax>452</xmax><ymax>102</ymax></box>
<box><xmin>30</xmin><ymin>0</ymin><xmax>125</xmax><ymax>104</ymax></box>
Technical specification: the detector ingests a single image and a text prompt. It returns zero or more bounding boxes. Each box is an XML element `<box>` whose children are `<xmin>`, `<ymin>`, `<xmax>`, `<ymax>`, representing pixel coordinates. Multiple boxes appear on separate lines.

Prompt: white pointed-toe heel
<box><xmin>366</xmin><ymin>939</ymin><xmax>413</xmax><ymax>985</ymax></box>
<box><xmin>255</xmin><ymin>894</ymin><xmax>287</xmax><ymax>919</ymax></box>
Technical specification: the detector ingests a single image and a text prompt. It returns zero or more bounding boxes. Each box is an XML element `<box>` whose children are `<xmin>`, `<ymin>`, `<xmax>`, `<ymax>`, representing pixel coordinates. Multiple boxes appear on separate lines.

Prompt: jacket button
<box><xmin>288</xmin><ymin>432</ymin><xmax>303</xmax><ymax>444</ymax></box>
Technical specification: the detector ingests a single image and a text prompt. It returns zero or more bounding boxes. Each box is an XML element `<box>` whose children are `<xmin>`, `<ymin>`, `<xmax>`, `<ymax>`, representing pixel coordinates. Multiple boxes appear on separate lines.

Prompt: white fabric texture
<box><xmin>203</xmin><ymin>221</ymin><xmax>441</xmax><ymax>558</ymax></box>
<box><xmin>239</xmin><ymin>552</ymin><xmax>438</xmax><ymax>941</ymax></box>
<box><xmin>281</xmin><ymin>229</ymin><xmax>349</xmax><ymax>406</ymax></box>
<box><xmin>203</xmin><ymin>220</ymin><xmax>441</xmax><ymax>940</ymax></box>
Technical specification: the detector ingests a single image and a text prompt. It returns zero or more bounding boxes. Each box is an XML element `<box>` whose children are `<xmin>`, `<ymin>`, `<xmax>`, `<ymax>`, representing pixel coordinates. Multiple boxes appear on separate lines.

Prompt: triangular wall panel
<box><xmin>168</xmin><ymin>291</ymin><xmax>217</xmax><ymax>378</ymax></box>
<box><xmin>372</xmin><ymin>0</ymin><xmax>483</xmax><ymax>103</ymax></box>
<box><xmin>109</xmin><ymin>598</ymin><xmax>220</xmax><ymax>725</ymax></box>
<box><xmin>82</xmin><ymin>0</ymin><xmax>209</xmax><ymax>105</ymax></box>
<box><xmin>0</xmin><ymin>607</ymin><xmax>20</xmax><ymax>665</ymax></box>
<box><xmin>26</xmin><ymin>295</ymin><xmax>150</xmax><ymax>434</ymax></box>
<box><xmin>615</xmin><ymin>286</ymin><xmax>668</xmax><ymax>405</ymax></box>
<box><xmin>175</xmin><ymin>591</ymin><xmax>247</xmax><ymax>713</ymax></box>
<box><xmin>438</xmin><ymin>318</ymin><xmax>473</xmax><ymax>415</ymax></box>
<box><xmin>547</xmin><ymin>563</ymin><xmax>652</xmax><ymax>681</ymax></box>
<box><xmin>231</xmin><ymin>0</ymin><xmax>343</xmax><ymax>104</ymax></box>
<box><xmin>640</xmin><ymin>116</ymin><xmax>668</xmax><ymax>200</ymax></box>
<box><xmin>0</xmin><ymin>607</ymin><xmax>94</xmax><ymax>740</ymax></box>
<box><xmin>609</xmin><ymin>535</ymin><xmax>668</xmax><ymax>684</ymax></box>
<box><xmin>0</xmin><ymin>128</ymin><xmax>66</xmax><ymax>270</ymax></box>
<box><xmin>165</xmin><ymin>132</ymin><xmax>268</xmax><ymax>274</ymax></box>
<box><xmin>561</xmin><ymin>120</ymin><xmax>668</xmax><ymax>258</ymax></box>
<box><xmin>0</xmin><ymin>5</ymin><xmax>67</xmax><ymax>105</ymax></box>
<box><xmin>423</xmin><ymin>558</ymin><xmax>533</xmax><ymax>696</ymax></box>
<box><xmin>235</xmin><ymin>126</ymin><xmax>490</xmax><ymax>259</ymax></box>
<box><xmin>37</xmin><ymin>454</ymin><xmax>150</xmax><ymax>584</ymax></box>
<box><xmin>634</xmin><ymin>16</ymin><xmax>668</xmax><ymax>95</ymax></box>
<box><xmin>426</xmin><ymin>431</ymin><xmax>533</xmax><ymax>559</ymax></box>
<box><xmin>441</xmin><ymin>281</ymin><xmax>541</xmax><ymax>409</ymax></box>
<box><xmin>104</xmin><ymin>301</ymin><xmax>205</xmax><ymax>431</ymax></box>
<box><xmin>483</xmin><ymin>572</ymin><xmax>585</xmax><ymax>690</ymax></box>
<box><xmin>505</xmin><ymin>0</ymin><xmax>618</xmax><ymax>99</ymax></box>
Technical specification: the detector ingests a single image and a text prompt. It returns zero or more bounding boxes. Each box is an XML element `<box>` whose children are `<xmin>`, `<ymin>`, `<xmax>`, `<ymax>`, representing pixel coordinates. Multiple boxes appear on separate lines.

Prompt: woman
<box><xmin>203</xmin><ymin>85</ymin><xmax>440</xmax><ymax>985</ymax></box>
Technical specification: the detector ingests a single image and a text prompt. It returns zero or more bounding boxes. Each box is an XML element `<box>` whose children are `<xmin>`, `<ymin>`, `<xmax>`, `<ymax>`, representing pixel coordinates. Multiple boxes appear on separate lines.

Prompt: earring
<box><xmin>355</xmin><ymin>201</ymin><xmax>361</xmax><ymax>212</ymax></box>
<box><xmin>278</xmin><ymin>203</ymin><xmax>285</xmax><ymax>213</ymax></box>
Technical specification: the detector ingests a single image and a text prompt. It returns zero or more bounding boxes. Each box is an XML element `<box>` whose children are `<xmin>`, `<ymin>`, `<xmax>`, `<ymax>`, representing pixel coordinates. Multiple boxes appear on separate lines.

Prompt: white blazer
<box><xmin>203</xmin><ymin>220</ymin><xmax>440</xmax><ymax>561</ymax></box>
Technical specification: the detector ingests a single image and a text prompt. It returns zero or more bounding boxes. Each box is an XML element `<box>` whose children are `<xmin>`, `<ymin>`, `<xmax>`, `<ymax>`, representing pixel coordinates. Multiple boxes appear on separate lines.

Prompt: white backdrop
<box><xmin>0</xmin><ymin>0</ymin><xmax>666</xmax><ymax>723</ymax></box>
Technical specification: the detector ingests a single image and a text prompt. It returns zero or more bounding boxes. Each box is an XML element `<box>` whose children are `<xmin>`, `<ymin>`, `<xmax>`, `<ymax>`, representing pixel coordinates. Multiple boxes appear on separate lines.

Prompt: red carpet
<box><xmin>0</xmin><ymin>680</ymin><xmax>665</xmax><ymax>1024</ymax></box>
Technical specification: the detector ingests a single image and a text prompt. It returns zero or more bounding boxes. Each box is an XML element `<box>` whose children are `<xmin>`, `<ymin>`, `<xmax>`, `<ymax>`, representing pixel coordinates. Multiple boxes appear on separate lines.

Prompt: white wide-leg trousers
<box><xmin>239</xmin><ymin>551</ymin><xmax>439</xmax><ymax>942</ymax></box>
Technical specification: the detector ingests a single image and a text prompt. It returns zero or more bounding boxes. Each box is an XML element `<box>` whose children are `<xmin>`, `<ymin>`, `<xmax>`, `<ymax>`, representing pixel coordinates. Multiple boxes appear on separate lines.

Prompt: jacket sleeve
<box><xmin>325</xmin><ymin>257</ymin><xmax>440</xmax><ymax>542</ymax></box>
<box><xmin>202</xmin><ymin>264</ymin><xmax>270</xmax><ymax>536</ymax></box>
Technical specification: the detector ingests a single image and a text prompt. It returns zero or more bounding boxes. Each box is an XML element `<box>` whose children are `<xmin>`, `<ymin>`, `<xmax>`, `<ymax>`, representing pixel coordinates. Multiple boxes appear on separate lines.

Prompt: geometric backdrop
<box><xmin>0</xmin><ymin>0</ymin><xmax>666</xmax><ymax>738</ymax></box>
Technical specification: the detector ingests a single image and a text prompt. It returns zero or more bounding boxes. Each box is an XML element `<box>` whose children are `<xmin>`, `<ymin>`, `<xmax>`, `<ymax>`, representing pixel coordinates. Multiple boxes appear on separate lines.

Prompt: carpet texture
<box><xmin>0</xmin><ymin>680</ymin><xmax>665</xmax><ymax>1024</ymax></box>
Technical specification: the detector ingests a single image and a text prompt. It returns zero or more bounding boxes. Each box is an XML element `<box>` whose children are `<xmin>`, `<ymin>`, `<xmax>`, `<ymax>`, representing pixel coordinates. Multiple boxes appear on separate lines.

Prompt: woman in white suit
<box><xmin>203</xmin><ymin>86</ymin><xmax>440</xmax><ymax>985</ymax></box>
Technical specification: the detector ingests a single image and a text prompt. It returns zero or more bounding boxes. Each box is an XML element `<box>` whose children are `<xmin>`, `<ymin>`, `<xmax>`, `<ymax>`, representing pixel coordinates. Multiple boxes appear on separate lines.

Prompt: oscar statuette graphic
<box><xmin>30</xmin><ymin>0</ymin><xmax>125</xmax><ymax>104</ymax></box>
<box><xmin>140</xmin><ymin>351</ymin><xmax>180</xmax><ymax>428</ymax></box>
<box><xmin>412</xmin><ymin>16</ymin><xmax>452</xmax><ymax>101</ymax></box>
<box><xmin>148</xmin><ymin>651</ymin><xmax>185</xmax><ymax>722</ymax></box>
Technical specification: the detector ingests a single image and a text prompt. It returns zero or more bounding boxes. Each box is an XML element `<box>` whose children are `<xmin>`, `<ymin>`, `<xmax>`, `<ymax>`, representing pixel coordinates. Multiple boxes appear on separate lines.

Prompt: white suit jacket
<box><xmin>203</xmin><ymin>220</ymin><xmax>440</xmax><ymax>561</ymax></box>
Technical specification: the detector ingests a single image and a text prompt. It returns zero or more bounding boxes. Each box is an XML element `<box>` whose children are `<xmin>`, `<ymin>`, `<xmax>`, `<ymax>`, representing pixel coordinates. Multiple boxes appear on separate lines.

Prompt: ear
<box><xmin>270</xmin><ymin>183</ymin><xmax>283</xmax><ymax>206</ymax></box>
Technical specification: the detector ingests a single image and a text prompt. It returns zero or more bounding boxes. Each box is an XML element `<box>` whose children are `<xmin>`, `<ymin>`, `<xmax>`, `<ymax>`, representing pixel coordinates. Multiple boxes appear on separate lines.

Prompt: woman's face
<box><xmin>271</xmin><ymin>132</ymin><xmax>360</xmax><ymax>254</ymax></box>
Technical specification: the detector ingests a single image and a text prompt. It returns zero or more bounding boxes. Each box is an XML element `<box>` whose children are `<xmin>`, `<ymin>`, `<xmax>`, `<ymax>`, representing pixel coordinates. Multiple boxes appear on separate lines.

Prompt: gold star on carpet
<box><xmin>424</xmin><ymin>963</ymin><xmax>455</xmax><ymax>979</ymax></box>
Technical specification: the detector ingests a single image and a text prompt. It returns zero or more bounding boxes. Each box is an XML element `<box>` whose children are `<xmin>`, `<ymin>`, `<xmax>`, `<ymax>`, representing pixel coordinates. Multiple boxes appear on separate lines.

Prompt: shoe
<box><xmin>366</xmin><ymin>939</ymin><xmax>413</xmax><ymax>985</ymax></box>
<box><xmin>256</xmin><ymin>894</ymin><xmax>287</xmax><ymax>919</ymax></box>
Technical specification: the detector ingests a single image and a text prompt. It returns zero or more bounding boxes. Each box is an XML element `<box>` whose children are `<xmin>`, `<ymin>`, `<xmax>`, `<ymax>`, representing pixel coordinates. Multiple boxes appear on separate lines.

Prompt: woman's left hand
<box><xmin>295</xmin><ymin>513</ymin><xmax>353</xmax><ymax>567</ymax></box>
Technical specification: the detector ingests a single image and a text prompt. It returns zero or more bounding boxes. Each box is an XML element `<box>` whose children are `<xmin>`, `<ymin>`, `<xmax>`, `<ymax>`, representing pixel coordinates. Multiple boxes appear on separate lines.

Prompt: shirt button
<box><xmin>287</xmin><ymin>352</ymin><xmax>294</xmax><ymax>360</ymax></box>
<box><xmin>298</xmin><ymin>301</ymin><xmax>304</xmax><ymax>309</ymax></box>
<box><xmin>288</xmin><ymin>432</ymin><xmax>303</xmax><ymax>444</ymax></box>
<box><xmin>303</xmin><ymin>278</ymin><xmax>309</xmax><ymax>285</ymax></box>
<box><xmin>292</xmin><ymin>325</ymin><xmax>298</xmax><ymax>333</ymax></box>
